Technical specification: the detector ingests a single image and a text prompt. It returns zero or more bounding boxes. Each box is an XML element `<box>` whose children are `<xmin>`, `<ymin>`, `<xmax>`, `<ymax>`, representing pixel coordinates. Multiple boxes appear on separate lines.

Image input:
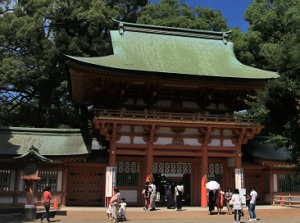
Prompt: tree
<box><xmin>0</xmin><ymin>0</ymin><xmax>147</xmax><ymax>128</ymax></box>
<box><xmin>137</xmin><ymin>0</ymin><xmax>228</xmax><ymax>31</ymax></box>
<box><xmin>0</xmin><ymin>0</ymin><xmax>229</xmax><ymax>129</ymax></box>
<box><xmin>241</xmin><ymin>0</ymin><xmax>300</xmax><ymax>163</ymax></box>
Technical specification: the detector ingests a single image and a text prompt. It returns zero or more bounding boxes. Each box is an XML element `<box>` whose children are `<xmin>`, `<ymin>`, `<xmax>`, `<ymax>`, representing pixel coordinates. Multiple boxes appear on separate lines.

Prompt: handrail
<box><xmin>93</xmin><ymin>109</ymin><xmax>258</xmax><ymax>125</ymax></box>
<box><xmin>272</xmin><ymin>194</ymin><xmax>300</xmax><ymax>206</ymax></box>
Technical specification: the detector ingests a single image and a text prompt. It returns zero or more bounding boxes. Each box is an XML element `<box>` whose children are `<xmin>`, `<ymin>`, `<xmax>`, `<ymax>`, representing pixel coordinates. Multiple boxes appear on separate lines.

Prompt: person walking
<box><xmin>110</xmin><ymin>187</ymin><xmax>121</xmax><ymax>222</ymax></box>
<box><xmin>149</xmin><ymin>181</ymin><xmax>157</xmax><ymax>211</ymax></box>
<box><xmin>40</xmin><ymin>186</ymin><xmax>52</xmax><ymax>222</ymax></box>
<box><xmin>248</xmin><ymin>187</ymin><xmax>258</xmax><ymax>221</ymax></box>
<box><xmin>225</xmin><ymin>187</ymin><xmax>233</xmax><ymax>215</ymax></box>
<box><xmin>208</xmin><ymin>190</ymin><xmax>215</xmax><ymax>215</ymax></box>
<box><xmin>175</xmin><ymin>181</ymin><xmax>184</xmax><ymax>211</ymax></box>
<box><xmin>231</xmin><ymin>188</ymin><xmax>243</xmax><ymax>223</ymax></box>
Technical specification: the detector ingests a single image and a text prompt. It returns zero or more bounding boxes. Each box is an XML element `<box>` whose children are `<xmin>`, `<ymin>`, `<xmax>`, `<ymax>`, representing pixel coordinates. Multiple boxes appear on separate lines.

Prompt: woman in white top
<box><xmin>175</xmin><ymin>181</ymin><xmax>184</xmax><ymax>211</ymax></box>
<box><xmin>230</xmin><ymin>188</ymin><xmax>243</xmax><ymax>223</ymax></box>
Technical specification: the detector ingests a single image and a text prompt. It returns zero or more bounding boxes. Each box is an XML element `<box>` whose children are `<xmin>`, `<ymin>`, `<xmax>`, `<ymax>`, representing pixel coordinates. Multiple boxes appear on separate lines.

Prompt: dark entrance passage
<box><xmin>153</xmin><ymin>173</ymin><xmax>191</xmax><ymax>206</ymax></box>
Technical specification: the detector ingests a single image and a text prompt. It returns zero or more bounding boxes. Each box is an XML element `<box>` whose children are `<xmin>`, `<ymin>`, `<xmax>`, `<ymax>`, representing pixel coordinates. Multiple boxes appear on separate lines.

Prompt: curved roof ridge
<box><xmin>113</xmin><ymin>18</ymin><xmax>231</xmax><ymax>42</ymax></box>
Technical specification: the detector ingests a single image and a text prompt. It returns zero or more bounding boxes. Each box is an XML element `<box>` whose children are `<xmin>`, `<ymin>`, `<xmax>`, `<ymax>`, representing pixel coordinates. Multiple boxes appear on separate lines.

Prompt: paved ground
<box><xmin>1</xmin><ymin>205</ymin><xmax>300</xmax><ymax>223</ymax></box>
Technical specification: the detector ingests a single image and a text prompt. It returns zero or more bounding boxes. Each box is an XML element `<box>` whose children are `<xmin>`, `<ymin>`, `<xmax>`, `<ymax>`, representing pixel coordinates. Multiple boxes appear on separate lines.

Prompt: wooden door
<box><xmin>66</xmin><ymin>167</ymin><xmax>104</xmax><ymax>206</ymax></box>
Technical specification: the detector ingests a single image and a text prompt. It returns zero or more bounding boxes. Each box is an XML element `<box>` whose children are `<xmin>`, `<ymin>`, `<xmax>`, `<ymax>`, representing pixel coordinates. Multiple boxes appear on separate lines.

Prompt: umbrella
<box><xmin>206</xmin><ymin>181</ymin><xmax>220</xmax><ymax>190</ymax></box>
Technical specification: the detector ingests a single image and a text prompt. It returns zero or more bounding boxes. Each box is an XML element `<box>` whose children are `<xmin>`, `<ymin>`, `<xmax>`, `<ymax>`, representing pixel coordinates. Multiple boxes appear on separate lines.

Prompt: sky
<box><xmin>150</xmin><ymin>0</ymin><xmax>253</xmax><ymax>32</ymax></box>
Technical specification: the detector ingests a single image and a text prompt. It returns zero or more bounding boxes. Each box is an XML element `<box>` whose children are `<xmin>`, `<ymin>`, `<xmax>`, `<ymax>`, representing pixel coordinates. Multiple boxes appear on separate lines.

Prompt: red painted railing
<box><xmin>94</xmin><ymin>109</ymin><xmax>258</xmax><ymax>125</ymax></box>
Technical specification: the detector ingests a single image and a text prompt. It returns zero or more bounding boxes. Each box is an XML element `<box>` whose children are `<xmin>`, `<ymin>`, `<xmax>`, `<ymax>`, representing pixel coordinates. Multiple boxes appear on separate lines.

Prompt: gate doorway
<box><xmin>153</xmin><ymin>173</ymin><xmax>191</xmax><ymax>205</ymax></box>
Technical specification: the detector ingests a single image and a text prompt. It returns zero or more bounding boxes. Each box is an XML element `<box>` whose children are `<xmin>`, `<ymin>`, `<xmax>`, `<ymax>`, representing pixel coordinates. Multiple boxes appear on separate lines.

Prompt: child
<box><xmin>106</xmin><ymin>204</ymin><xmax>112</xmax><ymax>220</ymax></box>
<box><xmin>119</xmin><ymin>198</ymin><xmax>127</xmax><ymax>221</ymax></box>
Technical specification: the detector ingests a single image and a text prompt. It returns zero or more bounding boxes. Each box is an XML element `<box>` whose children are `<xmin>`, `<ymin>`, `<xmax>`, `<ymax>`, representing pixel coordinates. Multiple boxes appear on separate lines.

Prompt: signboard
<box><xmin>240</xmin><ymin>188</ymin><xmax>247</xmax><ymax>207</ymax></box>
<box><xmin>235</xmin><ymin>168</ymin><xmax>244</xmax><ymax>189</ymax></box>
<box><xmin>105</xmin><ymin>166</ymin><xmax>117</xmax><ymax>197</ymax></box>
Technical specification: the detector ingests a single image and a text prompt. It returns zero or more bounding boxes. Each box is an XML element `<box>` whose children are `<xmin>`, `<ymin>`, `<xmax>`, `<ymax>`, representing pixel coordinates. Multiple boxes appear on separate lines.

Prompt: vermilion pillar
<box><xmin>235</xmin><ymin>145</ymin><xmax>242</xmax><ymax>168</ymax></box>
<box><xmin>201</xmin><ymin>145</ymin><xmax>208</xmax><ymax>207</ymax></box>
<box><xmin>146</xmin><ymin>125</ymin><xmax>155</xmax><ymax>181</ymax></box>
<box><xmin>109</xmin><ymin>125</ymin><xmax>117</xmax><ymax>166</ymax></box>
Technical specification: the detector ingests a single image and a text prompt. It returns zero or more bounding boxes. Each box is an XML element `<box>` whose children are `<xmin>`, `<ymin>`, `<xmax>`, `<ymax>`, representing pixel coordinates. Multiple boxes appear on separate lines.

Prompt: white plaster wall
<box><xmin>133</xmin><ymin>137</ymin><xmax>146</xmax><ymax>144</ymax></box>
<box><xmin>223</xmin><ymin>139</ymin><xmax>235</xmax><ymax>147</ymax></box>
<box><xmin>182</xmin><ymin>101</ymin><xmax>199</xmax><ymax>108</ymax></box>
<box><xmin>273</xmin><ymin>174</ymin><xmax>278</xmax><ymax>192</ymax></box>
<box><xmin>1</xmin><ymin>196</ymin><xmax>14</xmax><ymax>204</ymax></box>
<box><xmin>218</xmin><ymin>103</ymin><xmax>227</xmax><ymax>110</ymax></box>
<box><xmin>208</xmin><ymin>139</ymin><xmax>221</xmax><ymax>146</ymax></box>
<box><xmin>57</xmin><ymin>171</ymin><xmax>63</xmax><ymax>192</ymax></box>
<box><xmin>124</xmin><ymin>98</ymin><xmax>133</xmax><ymax>105</ymax></box>
<box><xmin>136</xmin><ymin>99</ymin><xmax>146</xmax><ymax>106</ymax></box>
<box><xmin>154</xmin><ymin>137</ymin><xmax>173</xmax><ymax>145</ymax></box>
<box><xmin>118</xmin><ymin>136</ymin><xmax>131</xmax><ymax>144</ymax></box>
<box><xmin>10</xmin><ymin>170</ymin><xmax>16</xmax><ymax>191</ymax></box>
<box><xmin>121</xmin><ymin>190</ymin><xmax>137</xmax><ymax>203</ymax></box>
<box><xmin>19</xmin><ymin>171</ymin><xmax>24</xmax><ymax>191</ymax></box>
<box><xmin>206</xmin><ymin>102</ymin><xmax>217</xmax><ymax>110</ymax></box>
<box><xmin>183</xmin><ymin>138</ymin><xmax>201</xmax><ymax>146</ymax></box>
<box><xmin>18</xmin><ymin>196</ymin><xmax>27</xmax><ymax>204</ymax></box>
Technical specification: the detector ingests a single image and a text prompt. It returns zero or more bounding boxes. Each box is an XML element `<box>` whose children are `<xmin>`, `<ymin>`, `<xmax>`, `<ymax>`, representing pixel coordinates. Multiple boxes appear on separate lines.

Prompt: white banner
<box><xmin>105</xmin><ymin>166</ymin><xmax>117</xmax><ymax>197</ymax></box>
<box><xmin>235</xmin><ymin>168</ymin><xmax>244</xmax><ymax>189</ymax></box>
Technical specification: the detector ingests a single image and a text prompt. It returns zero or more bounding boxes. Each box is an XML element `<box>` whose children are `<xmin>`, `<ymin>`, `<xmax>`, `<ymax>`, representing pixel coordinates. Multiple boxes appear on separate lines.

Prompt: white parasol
<box><xmin>206</xmin><ymin>181</ymin><xmax>220</xmax><ymax>190</ymax></box>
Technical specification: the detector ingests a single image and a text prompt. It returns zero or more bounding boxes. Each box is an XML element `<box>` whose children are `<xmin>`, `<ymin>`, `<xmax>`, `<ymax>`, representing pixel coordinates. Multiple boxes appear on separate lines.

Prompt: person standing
<box><xmin>215</xmin><ymin>187</ymin><xmax>225</xmax><ymax>215</ymax></box>
<box><xmin>208</xmin><ymin>190</ymin><xmax>215</xmax><ymax>215</ymax></box>
<box><xmin>231</xmin><ymin>188</ymin><xmax>243</xmax><ymax>223</ymax></box>
<box><xmin>149</xmin><ymin>181</ymin><xmax>157</xmax><ymax>211</ymax></box>
<box><xmin>110</xmin><ymin>187</ymin><xmax>121</xmax><ymax>222</ymax></box>
<box><xmin>40</xmin><ymin>186</ymin><xmax>52</xmax><ymax>222</ymax></box>
<box><xmin>175</xmin><ymin>181</ymin><xmax>184</xmax><ymax>211</ymax></box>
<box><xmin>248</xmin><ymin>187</ymin><xmax>258</xmax><ymax>221</ymax></box>
<box><xmin>119</xmin><ymin>198</ymin><xmax>127</xmax><ymax>221</ymax></box>
<box><xmin>143</xmin><ymin>182</ymin><xmax>151</xmax><ymax>211</ymax></box>
<box><xmin>225</xmin><ymin>187</ymin><xmax>233</xmax><ymax>215</ymax></box>
<box><xmin>166</xmin><ymin>183</ymin><xmax>175</xmax><ymax>209</ymax></box>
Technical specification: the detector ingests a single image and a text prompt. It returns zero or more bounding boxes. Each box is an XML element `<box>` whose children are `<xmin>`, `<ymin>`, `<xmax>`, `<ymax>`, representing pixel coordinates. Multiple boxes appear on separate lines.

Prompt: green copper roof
<box><xmin>0</xmin><ymin>127</ymin><xmax>90</xmax><ymax>156</ymax></box>
<box><xmin>67</xmin><ymin>21</ymin><xmax>278</xmax><ymax>80</ymax></box>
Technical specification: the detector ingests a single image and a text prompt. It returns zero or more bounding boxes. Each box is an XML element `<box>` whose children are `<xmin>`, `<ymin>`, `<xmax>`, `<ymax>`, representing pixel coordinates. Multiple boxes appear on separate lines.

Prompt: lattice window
<box><xmin>36</xmin><ymin>171</ymin><xmax>58</xmax><ymax>192</ymax></box>
<box><xmin>0</xmin><ymin>169</ymin><xmax>11</xmax><ymax>191</ymax></box>
<box><xmin>153</xmin><ymin>162</ymin><xmax>191</xmax><ymax>174</ymax></box>
<box><xmin>208</xmin><ymin>163</ymin><xmax>223</xmax><ymax>185</ymax></box>
<box><xmin>278</xmin><ymin>174</ymin><xmax>300</xmax><ymax>192</ymax></box>
<box><xmin>116</xmin><ymin>161</ymin><xmax>139</xmax><ymax>186</ymax></box>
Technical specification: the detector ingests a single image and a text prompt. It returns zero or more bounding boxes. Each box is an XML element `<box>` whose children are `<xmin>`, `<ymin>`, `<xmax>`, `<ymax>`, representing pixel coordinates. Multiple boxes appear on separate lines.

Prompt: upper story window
<box><xmin>0</xmin><ymin>169</ymin><xmax>11</xmax><ymax>191</ymax></box>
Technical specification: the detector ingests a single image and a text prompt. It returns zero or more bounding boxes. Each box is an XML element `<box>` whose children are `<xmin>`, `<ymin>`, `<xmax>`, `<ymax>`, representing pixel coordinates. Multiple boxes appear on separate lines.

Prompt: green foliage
<box><xmin>242</xmin><ymin>0</ymin><xmax>300</xmax><ymax>163</ymax></box>
<box><xmin>0</xmin><ymin>0</ymin><xmax>230</xmax><ymax>129</ymax></box>
<box><xmin>138</xmin><ymin>0</ymin><xmax>228</xmax><ymax>31</ymax></box>
<box><xmin>0</xmin><ymin>0</ymin><xmax>123</xmax><ymax>128</ymax></box>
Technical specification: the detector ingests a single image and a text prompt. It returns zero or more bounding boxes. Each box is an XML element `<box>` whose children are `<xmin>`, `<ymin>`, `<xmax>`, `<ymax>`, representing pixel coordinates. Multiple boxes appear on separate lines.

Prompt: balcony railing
<box><xmin>94</xmin><ymin>109</ymin><xmax>259</xmax><ymax>126</ymax></box>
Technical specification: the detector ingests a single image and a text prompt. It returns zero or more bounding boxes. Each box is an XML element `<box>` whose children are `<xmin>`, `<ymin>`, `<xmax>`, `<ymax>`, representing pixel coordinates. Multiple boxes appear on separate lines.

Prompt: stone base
<box><xmin>24</xmin><ymin>204</ymin><xmax>36</xmax><ymax>221</ymax></box>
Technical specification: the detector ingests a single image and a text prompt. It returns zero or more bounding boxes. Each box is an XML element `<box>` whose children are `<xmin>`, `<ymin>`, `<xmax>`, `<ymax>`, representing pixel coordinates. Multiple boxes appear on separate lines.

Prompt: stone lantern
<box><xmin>13</xmin><ymin>145</ymin><xmax>52</xmax><ymax>220</ymax></box>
